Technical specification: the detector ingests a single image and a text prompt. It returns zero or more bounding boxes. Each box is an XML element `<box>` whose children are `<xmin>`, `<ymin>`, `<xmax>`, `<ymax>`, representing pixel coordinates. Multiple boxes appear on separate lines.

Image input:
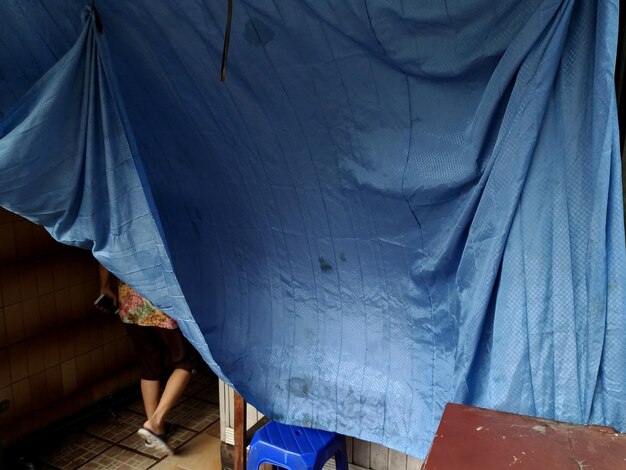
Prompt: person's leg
<box><xmin>143</xmin><ymin>368</ymin><xmax>191</xmax><ymax>435</ymax></box>
<box><xmin>124</xmin><ymin>324</ymin><xmax>165</xmax><ymax>420</ymax></box>
<box><xmin>142</xmin><ymin>327</ymin><xmax>197</xmax><ymax>435</ymax></box>
<box><xmin>141</xmin><ymin>379</ymin><xmax>161</xmax><ymax>419</ymax></box>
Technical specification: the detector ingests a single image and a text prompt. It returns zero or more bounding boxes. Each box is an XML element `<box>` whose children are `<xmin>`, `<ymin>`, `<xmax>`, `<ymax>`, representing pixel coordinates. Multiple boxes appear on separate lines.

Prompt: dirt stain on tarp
<box><xmin>319</xmin><ymin>256</ymin><xmax>333</xmax><ymax>272</ymax></box>
<box><xmin>289</xmin><ymin>377</ymin><xmax>310</xmax><ymax>398</ymax></box>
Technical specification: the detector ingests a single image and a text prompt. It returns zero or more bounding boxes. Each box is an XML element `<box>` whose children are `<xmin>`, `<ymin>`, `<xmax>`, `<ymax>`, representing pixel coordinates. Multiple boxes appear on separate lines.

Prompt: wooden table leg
<box><xmin>234</xmin><ymin>391</ymin><xmax>247</xmax><ymax>470</ymax></box>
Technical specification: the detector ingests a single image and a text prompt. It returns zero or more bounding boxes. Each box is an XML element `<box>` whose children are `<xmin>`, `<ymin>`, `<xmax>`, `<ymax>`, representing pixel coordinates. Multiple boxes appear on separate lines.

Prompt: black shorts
<box><xmin>124</xmin><ymin>323</ymin><xmax>198</xmax><ymax>381</ymax></box>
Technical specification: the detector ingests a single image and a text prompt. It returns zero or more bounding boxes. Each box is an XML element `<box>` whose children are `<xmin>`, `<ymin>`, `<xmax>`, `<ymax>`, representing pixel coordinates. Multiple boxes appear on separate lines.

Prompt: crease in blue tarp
<box><xmin>0</xmin><ymin>0</ymin><xmax>625</xmax><ymax>458</ymax></box>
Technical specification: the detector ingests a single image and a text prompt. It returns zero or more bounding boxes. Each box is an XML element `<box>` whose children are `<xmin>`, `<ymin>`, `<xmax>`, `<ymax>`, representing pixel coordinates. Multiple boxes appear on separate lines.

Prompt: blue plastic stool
<box><xmin>247</xmin><ymin>421</ymin><xmax>349</xmax><ymax>470</ymax></box>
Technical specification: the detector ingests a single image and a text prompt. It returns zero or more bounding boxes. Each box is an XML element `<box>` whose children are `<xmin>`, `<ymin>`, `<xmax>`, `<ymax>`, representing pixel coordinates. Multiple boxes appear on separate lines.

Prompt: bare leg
<box><xmin>143</xmin><ymin>368</ymin><xmax>191</xmax><ymax>435</ymax></box>
<box><xmin>141</xmin><ymin>379</ymin><xmax>161</xmax><ymax>420</ymax></box>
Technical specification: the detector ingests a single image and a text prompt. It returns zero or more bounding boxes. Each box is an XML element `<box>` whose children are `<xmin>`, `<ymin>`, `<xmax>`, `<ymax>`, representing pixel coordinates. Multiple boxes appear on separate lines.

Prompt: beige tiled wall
<box><xmin>0</xmin><ymin>208</ymin><xmax>139</xmax><ymax>445</ymax></box>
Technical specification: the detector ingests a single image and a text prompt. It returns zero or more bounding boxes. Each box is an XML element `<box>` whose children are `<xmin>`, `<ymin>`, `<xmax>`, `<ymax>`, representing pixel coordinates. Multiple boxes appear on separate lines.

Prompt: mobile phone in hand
<box><xmin>94</xmin><ymin>294</ymin><xmax>119</xmax><ymax>315</ymax></box>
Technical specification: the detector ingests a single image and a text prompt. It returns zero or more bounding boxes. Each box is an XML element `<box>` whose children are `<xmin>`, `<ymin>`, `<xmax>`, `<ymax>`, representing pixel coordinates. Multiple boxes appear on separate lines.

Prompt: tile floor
<box><xmin>30</xmin><ymin>370</ymin><xmax>222</xmax><ymax>469</ymax></box>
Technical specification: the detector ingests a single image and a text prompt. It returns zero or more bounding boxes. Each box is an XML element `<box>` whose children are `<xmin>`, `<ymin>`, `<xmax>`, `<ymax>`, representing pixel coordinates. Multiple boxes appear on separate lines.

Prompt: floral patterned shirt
<box><xmin>117</xmin><ymin>282</ymin><xmax>177</xmax><ymax>330</ymax></box>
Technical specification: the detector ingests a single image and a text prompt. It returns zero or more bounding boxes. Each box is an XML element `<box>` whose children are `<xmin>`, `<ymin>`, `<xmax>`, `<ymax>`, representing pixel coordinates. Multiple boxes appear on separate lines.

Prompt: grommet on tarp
<box><xmin>220</xmin><ymin>0</ymin><xmax>233</xmax><ymax>82</ymax></box>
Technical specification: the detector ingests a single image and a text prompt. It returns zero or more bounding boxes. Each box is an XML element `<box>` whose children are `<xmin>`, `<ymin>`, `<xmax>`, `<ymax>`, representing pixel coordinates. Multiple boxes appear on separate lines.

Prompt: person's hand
<box><xmin>95</xmin><ymin>285</ymin><xmax>118</xmax><ymax>314</ymax></box>
<box><xmin>96</xmin><ymin>264</ymin><xmax>118</xmax><ymax>314</ymax></box>
<box><xmin>100</xmin><ymin>284</ymin><xmax>117</xmax><ymax>302</ymax></box>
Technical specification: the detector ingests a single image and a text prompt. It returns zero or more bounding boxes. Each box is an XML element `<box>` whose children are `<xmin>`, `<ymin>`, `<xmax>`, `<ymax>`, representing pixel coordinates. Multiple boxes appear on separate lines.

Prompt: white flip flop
<box><xmin>137</xmin><ymin>427</ymin><xmax>174</xmax><ymax>456</ymax></box>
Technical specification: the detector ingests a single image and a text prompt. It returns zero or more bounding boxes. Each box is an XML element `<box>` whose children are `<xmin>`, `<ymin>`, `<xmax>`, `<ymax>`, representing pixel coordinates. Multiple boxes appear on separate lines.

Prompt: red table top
<box><xmin>423</xmin><ymin>403</ymin><xmax>626</xmax><ymax>469</ymax></box>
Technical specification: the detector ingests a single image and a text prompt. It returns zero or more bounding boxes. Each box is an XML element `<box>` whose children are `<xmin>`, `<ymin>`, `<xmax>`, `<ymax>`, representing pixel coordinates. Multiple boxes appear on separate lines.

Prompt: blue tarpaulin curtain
<box><xmin>0</xmin><ymin>0</ymin><xmax>625</xmax><ymax>458</ymax></box>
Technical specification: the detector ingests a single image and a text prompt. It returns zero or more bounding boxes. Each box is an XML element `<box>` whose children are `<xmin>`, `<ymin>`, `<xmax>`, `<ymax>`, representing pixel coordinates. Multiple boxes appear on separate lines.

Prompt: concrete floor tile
<box><xmin>168</xmin><ymin>398</ymin><xmax>219</xmax><ymax>432</ymax></box>
<box><xmin>38</xmin><ymin>432</ymin><xmax>111</xmax><ymax>469</ymax></box>
<box><xmin>151</xmin><ymin>433</ymin><xmax>221</xmax><ymax>470</ymax></box>
<box><xmin>205</xmin><ymin>420</ymin><xmax>220</xmax><ymax>438</ymax></box>
<box><xmin>76</xmin><ymin>446</ymin><xmax>157</xmax><ymax>469</ymax></box>
<box><xmin>83</xmin><ymin>410</ymin><xmax>145</xmax><ymax>443</ymax></box>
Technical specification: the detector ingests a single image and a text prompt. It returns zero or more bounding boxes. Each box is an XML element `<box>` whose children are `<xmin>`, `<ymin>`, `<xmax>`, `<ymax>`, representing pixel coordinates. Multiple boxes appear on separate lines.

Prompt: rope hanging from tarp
<box><xmin>220</xmin><ymin>0</ymin><xmax>233</xmax><ymax>81</ymax></box>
